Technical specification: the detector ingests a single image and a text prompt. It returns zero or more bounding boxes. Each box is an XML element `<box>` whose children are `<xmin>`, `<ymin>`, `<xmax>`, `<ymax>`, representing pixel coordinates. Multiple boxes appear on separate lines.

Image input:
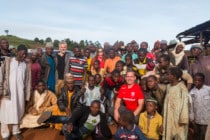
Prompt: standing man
<box><xmin>54</xmin><ymin>41</ymin><xmax>70</xmax><ymax>96</ymax></box>
<box><xmin>114</xmin><ymin>70</ymin><xmax>144</xmax><ymax>122</ymax></box>
<box><xmin>0</xmin><ymin>38</ymin><xmax>15</xmax><ymax>57</ymax></box>
<box><xmin>69</xmin><ymin>46</ymin><xmax>87</xmax><ymax>88</ymax></box>
<box><xmin>0</xmin><ymin>44</ymin><xmax>31</xmax><ymax>140</ymax></box>
<box><xmin>40</xmin><ymin>42</ymin><xmax>55</xmax><ymax>92</ymax></box>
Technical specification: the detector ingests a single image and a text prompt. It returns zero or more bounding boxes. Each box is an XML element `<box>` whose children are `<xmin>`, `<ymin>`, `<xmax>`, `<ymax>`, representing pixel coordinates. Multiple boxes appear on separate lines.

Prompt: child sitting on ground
<box><xmin>139</xmin><ymin>98</ymin><xmax>163</xmax><ymax>140</ymax></box>
<box><xmin>115</xmin><ymin>110</ymin><xmax>147</xmax><ymax>140</ymax></box>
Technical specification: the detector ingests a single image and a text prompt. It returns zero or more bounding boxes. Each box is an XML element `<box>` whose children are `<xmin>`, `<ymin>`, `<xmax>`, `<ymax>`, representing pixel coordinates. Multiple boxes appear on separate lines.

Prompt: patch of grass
<box><xmin>0</xmin><ymin>35</ymin><xmax>44</xmax><ymax>49</ymax></box>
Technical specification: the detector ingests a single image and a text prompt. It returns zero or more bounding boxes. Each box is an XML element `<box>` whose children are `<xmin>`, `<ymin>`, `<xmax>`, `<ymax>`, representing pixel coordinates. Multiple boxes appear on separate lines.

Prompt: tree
<box><xmin>53</xmin><ymin>40</ymin><xmax>60</xmax><ymax>49</ymax></box>
<box><xmin>34</xmin><ymin>37</ymin><xmax>39</xmax><ymax>42</ymax></box>
<box><xmin>45</xmin><ymin>37</ymin><xmax>52</xmax><ymax>43</ymax></box>
<box><xmin>39</xmin><ymin>39</ymin><xmax>44</xmax><ymax>44</ymax></box>
<box><xmin>4</xmin><ymin>30</ymin><xmax>9</xmax><ymax>36</ymax></box>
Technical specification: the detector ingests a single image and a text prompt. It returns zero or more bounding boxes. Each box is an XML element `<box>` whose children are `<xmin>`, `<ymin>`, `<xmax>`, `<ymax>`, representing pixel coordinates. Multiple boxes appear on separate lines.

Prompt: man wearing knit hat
<box><xmin>40</xmin><ymin>42</ymin><xmax>55</xmax><ymax>92</ymax></box>
<box><xmin>189</xmin><ymin>44</ymin><xmax>210</xmax><ymax>86</ymax></box>
<box><xmin>0</xmin><ymin>44</ymin><xmax>31</xmax><ymax>140</ymax></box>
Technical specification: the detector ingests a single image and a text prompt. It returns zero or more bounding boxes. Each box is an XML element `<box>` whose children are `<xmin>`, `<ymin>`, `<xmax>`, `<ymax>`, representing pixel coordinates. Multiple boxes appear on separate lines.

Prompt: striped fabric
<box><xmin>69</xmin><ymin>56</ymin><xmax>87</xmax><ymax>86</ymax></box>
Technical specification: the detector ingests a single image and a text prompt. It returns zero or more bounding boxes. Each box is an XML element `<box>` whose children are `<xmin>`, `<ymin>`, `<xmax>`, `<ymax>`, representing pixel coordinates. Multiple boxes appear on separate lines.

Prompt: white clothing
<box><xmin>0</xmin><ymin>58</ymin><xmax>26</xmax><ymax>124</ymax></box>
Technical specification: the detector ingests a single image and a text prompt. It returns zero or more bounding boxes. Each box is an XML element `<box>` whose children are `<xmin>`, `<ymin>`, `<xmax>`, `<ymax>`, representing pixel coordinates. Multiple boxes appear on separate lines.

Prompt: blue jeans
<box><xmin>45</xmin><ymin>115</ymin><xmax>70</xmax><ymax>124</ymax></box>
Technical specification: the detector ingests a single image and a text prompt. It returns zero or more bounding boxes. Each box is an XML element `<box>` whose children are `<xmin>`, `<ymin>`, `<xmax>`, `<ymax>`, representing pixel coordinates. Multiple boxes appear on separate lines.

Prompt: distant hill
<box><xmin>0</xmin><ymin>35</ymin><xmax>44</xmax><ymax>49</ymax></box>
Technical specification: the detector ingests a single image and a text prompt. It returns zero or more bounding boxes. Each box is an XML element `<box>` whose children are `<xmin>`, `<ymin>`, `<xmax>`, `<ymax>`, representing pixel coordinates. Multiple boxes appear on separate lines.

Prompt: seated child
<box><xmin>139</xmin><ymin>98</ymin><xmax>163</xmax><ymax>140</ymax></box>
<box><xmin>115</xmin><ymin>110</ymin><xmax>147</xmax><ymax>140</ymax></box>
<box><xmin>20</xmin><ymin>80</ymin><xmax>57</xmax><ymax>128</ymax></box>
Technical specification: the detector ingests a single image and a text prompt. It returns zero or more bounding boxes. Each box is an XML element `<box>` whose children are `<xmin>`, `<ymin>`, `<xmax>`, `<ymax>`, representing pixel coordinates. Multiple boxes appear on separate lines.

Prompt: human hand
<box><xmin>114</xmin><ymin>110</ymin><xmax>120</xmax><ymax>122</ymax></box>
<box><xmin>66</xmin><ymin>109</ymin><xmax>72</xmax><ymax>117</ymax></box>
<box><xmin>66</xmin><ymin>124</ymin><xmax>73</xmax><ymax>133</ymax></box>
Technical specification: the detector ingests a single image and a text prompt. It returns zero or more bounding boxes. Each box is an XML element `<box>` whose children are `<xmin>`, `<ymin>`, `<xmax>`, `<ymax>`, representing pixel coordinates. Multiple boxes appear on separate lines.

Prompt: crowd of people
<box><xmin>0</xmin><ymin>38</ymin><xmax>210</xmax><ymax>140</ymax></box>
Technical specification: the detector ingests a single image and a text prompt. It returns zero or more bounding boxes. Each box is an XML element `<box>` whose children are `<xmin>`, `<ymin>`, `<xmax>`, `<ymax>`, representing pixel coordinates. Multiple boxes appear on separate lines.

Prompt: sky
<box><xmin>1</xmin><ymin>0</ymin><xmax>210</xmax><ymax>50</ymax></box>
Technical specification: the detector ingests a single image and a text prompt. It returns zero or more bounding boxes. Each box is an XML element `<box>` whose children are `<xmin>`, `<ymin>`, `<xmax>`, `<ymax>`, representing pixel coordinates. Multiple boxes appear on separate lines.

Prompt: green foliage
<box><xmin>0</xmin><ymin>35</ymin><xmax>44</xmax><ymax>48</ymax></box>
<box><xmin>0</xmin><ymin>35</ymin><xmax>102</xmax><ymax>50</ymax></box>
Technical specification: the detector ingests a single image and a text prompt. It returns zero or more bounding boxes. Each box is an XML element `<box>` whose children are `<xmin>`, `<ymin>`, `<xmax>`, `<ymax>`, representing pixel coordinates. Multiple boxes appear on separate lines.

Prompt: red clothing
<box><xmin>118</xmin><ymin>84</ymin><xmax>144</xmax><ymax>111</ymax></box>
<box><xmin>31</xmin><ymin>62</ymin><xmax>41</xmax><ymax>90</ymax></box>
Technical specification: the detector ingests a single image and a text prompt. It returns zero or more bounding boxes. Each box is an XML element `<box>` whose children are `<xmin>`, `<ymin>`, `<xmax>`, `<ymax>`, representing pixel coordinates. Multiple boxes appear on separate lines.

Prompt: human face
<box><xmin>125</xmin><ymin>72</ymin><xmax>136</xmax><ymax>85</ymax></box>
<box><xmin>36</xmin><ymin>82</ymin><xmax>46</xmax><ymax>94</ymax></box>
<box><xmin>59</xmin><ymin>44</ymin><xmax>67</xmax><ymax>54</ymax></box>
<box><xmin>74</xmin><ymin>48</ymin><xmax>81</xmax><ymax>57</ymax></box>
<box><xmin>146</xmin><ymin>102</ymin><xmax>156</xmax><ymax>115</ymax></box>
<box><xmin>94</xmin><ymin>61</ymin><xmax>100</xmax><ymax>69</ymax></box>
<box><xmin>175</xmin><ymin>45</ymin><xmax>184</xmax><ymax>54</ymax></box>
<box><xmin>147</xmin><ymin>77</ymin><xmax>157</xmax><ymax>89</ymax></box>
<box><xmin>118</xmin><ymin>116</ymin><xmax>127</xmax><ymax>127</ymax></box>
<box><xmin>88</xmin><ymin>77</ymin><xmax>95</xmax><ymax>88</ymax></box>
<box><xmin>126</xmin><ymin>45</ymin><xmax>132</xmax><ymax>53</ymax></box>
<box><xmin>140</xmin><ymin>80</ymin><xmax>147</xmax><ymax>91</ymax></box>
<box><xmin>138</xmin><ymin>51</ymin><xmax>146</xmax><ymax>62</ymax></box>
<box><xmin>65</xmin><ymin>81</ymin><xmax>74</xmax><ymax>91</ymax></box>
<box><xmin>37</xmin><ymin>48</ymin><xmax>43</xmax><ymax>57</ymax></box>
<box><xmin>31</xmin><ymin>53</ymin><xmax>38</xmax><ymax>62</ymax></box>
<box><xmin>160</xmin><ymin>43</ymin><xmax>167</xmax><ymax>51</ymax></box>
<box><xmin>90</xmin><ymin>102</ymin><xmax>100</xmax><ymax>116</ymax></box>
<box><xmin>191</xmin><ymin>48</ymin><xmax>202</xmax><ymax>57</ymax></box>
<box><xmin>115</xmin><ymin>63</ymin><xmax>123</xmax><ymax>72</ymax></box>
<box><xmin>125</xmin><ymin>56</ymin><xmax>132</xmax><ymax>66</ymax></box>
<box><xmin>158</xmin><ymin>58</ymin><xmax>169</xmax><ymax>69</ymax></box>
<box><xmin>46</xmin><ymin>47</ymin><xmax>53</xmax><ymax>55</ymax></box>
<box><xmin>84</xmin><ymin>49</ymin><xmax>90</xmax><ymax>58</ymax></box>
<box><xmin>193</xmin><ymin>76</ymin><xmax>204</xmax><ymax>89</ymax></box>
<box><xmin>0</xmin><ymin>39</ymin><xmax>9</xmax><ymax>50</ymax></box>
<box><xmin>112</xmin><ymin>73</ymin><xmax>120</xmax><ymax>83</ymax></box>
<box><xmin>109</xmin><ymin>50</ymin><xmax>115</xmax><ymax>59</ymax></box>
<box><xmin>97</xmin><ymin>49</ymin><xmax>104</xmax><ymax>56</ymax></box>
<box><xmin>140</xmin><ymin>42</ymin><xmax>148</xmax><ymax>49</ymax></box>
<box><xmin>95</xmin><ymin>75</ymin><xmax>102</xmax><ymax>85</ymax></box>
<box><xmin>16</xmin><ymin>50</ymin><xmax>27</xmax><ymax>62</ymax></box>
<box><xmin>167</xmin><ymin>71</ymin><xmax>174</xmax><ymax>82</ymax></box>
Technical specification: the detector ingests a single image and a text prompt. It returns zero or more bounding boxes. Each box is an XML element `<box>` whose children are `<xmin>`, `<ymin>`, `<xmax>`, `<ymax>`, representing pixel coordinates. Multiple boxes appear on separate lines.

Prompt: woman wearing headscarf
<box><xmin>170</xmin><ymin>42</ymin><xmax>189</xmax><ymax>71</ymax></box>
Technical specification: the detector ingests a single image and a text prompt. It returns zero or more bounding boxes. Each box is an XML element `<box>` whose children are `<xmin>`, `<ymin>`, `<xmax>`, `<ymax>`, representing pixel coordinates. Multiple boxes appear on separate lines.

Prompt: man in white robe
<box><xmin>0</xmin><ymin>44</ymin><xmax>30</xmax><ymax>140</ymax></box>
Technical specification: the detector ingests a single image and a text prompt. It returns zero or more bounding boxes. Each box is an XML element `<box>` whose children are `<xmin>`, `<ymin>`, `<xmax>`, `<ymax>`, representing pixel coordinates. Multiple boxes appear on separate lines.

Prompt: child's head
<box><xmin>94</xmin><ymin>60</ymin><xmax>100</xmax><ymax>69</ymax></box>
<box><xmin>125</xmin><ymin>54</ymin><xmax>133</xmax><ymax>66</ymax></box>
<box><xmin>118</xmin><ymin>110</ymin><xmax>135</xmax><ymax>127</ymax></box>
<box><xmin>140</xmin><ymin>77</ymin><xmax>147</xmax><ymax>91</ymax></box>
<box><xmin>36</xmin><ymin>80</ymin><xmax>46</xmax><ymax>94</ymax></box>
<box><xmin>193</xmin><ymin>73</ymin><xmax>205</xmax><ymax>89</ymax></box>
<box><xmin>115</xmin><ymin>60</ymin><xmax>125</xmax><ymax>72</ymax></box>
<box><xmin>137</xmin><ymin>48</ymin><xmax>147</xmax><ymax>62</ymax></box>
<box><xmin>84</xmin><ymin>48</ymin><xmax>90</xmax><ymax>58</ymax></box>
<box><xmin>167</xmin><ymin>67</ymin><xmax>183</xmax><ymax>82</ymax></box>
<box><xmin>94</xmin><ymin>74</ymin><xmax>102</xmax><ymax>85</ymax></box>
<box><xmin>147</xmin><ymin>75</ymin><xmax>158</xmax><ymax>90</ymax></box>
<box><xmin>90</xmin><ymin>100</ymin><xmax>101</xmax><ymax>116</ymax></box>
<box><xmin>145</xmin><ymin>98</ymin><xmax>158</xmax><ymax>115</ymax></box>
<box><xmin>88</xmin><ymin>75</ymin><xmax>95</xmax><ymax>88</ymax></box>
<box><xmin>111</xmin><ymin>69</ymin><xmax>121</xmax><ymax>83</ymax></box>
<box><xmin>159</xmin><ymin>54</ymin><xmax>170</xmax><ymax>69</ymax></box>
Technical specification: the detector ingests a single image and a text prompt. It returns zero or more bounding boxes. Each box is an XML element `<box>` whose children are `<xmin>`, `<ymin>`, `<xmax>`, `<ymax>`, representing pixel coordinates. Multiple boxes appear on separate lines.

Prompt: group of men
<box><xmin>0</xmin><ymin>38</ymin><xmax>210</xmax><ymax>140</ymax></box>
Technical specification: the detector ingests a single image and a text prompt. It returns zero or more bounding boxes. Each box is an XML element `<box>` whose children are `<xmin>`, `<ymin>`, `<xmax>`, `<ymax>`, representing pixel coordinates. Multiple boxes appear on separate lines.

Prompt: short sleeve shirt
<box><xmin>117</xmin><ymin>83</ymin><xmax>144</xmax><ymax>111</ymax></box>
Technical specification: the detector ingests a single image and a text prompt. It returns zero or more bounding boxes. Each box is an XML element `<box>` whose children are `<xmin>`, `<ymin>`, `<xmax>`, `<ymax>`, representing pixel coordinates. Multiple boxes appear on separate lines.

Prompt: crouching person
<box><xmin>63</xmin><ymin>100</ymin><xmax>112</xmax><ymax>140</ymax></box>
<box><xmin>20</xmin><ymin>80</ymin><xmax>57</xmax><ymax>128</ymax></box>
